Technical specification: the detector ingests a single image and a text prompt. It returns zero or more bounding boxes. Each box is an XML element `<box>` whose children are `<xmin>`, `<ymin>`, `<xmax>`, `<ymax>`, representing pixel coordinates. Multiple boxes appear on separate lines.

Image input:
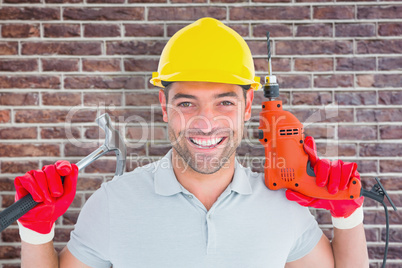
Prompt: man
<box><xmin>16</xmin><ymin>17</ymin><xmax>368</xmax><ymax>267</ymax></box>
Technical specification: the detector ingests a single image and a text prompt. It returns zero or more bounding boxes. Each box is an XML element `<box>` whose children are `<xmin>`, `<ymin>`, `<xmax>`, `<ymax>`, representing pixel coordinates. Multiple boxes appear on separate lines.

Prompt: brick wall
<box><xmin>0</xmin><ymin>0</ymin><xmax>401</xmax><ymax>267</ymax></box>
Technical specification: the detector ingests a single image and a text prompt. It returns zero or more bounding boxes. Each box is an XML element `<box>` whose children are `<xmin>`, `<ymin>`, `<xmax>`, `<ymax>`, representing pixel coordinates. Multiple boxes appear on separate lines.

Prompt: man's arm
<box><xmin>21</xmin><ymin>242</ymin><xmax>92</xmax><ymax>268</ymax></box>
<box><xmin>285</xmin><ymin>223</ymin><xmax>368</xmax><ymax>268</ymax></box>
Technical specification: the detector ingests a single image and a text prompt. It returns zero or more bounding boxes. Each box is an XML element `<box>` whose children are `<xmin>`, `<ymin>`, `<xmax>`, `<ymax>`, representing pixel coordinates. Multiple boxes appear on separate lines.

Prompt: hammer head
<box><xmin>96</xmin><ymin>114</ymin><xmax>127</xmax><ymax>175</ymax></box>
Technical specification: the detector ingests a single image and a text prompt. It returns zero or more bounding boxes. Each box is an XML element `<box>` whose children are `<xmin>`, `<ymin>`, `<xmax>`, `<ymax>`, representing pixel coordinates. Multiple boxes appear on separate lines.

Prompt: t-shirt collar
<box><xmin>154</xmin><ymin>149</ymin><xmax>252</xmax><ymax>196</ymax></box>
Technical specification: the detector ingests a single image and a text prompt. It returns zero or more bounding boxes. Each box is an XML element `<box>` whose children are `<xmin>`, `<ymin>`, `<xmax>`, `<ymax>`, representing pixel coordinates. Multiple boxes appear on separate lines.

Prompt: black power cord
<box><xmin>361</xmin><ymin>178</ymin><xmax>397</xmax><ymax>268</ymax></box>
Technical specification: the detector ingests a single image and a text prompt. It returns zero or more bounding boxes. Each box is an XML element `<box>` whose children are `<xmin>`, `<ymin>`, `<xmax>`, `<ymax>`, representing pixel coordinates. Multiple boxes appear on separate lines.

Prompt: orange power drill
<box><xmin>258</xmin><ymin>33</ymin><xmax>362</xmax><ymax>200</ymax></box>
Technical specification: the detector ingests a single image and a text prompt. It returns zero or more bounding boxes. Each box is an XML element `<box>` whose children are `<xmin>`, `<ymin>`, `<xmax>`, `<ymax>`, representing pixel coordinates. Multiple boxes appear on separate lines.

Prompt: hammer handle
<box><xmin>0</xmin><ymin>176</ymin><xmax>66</xmax><ymax>232</ymax></box>
<box><xmin>0</xmin><ymin>194</ymin><xmax>39</xmax><ymax>232</ymax></box>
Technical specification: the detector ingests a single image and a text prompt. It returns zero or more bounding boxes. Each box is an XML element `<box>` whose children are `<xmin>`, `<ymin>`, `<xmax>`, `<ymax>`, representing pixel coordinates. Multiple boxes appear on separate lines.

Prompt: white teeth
<box><xmin>190</xmin><ymin>137</ymin><xmax>223</xmax><ymax>147</ymax></box>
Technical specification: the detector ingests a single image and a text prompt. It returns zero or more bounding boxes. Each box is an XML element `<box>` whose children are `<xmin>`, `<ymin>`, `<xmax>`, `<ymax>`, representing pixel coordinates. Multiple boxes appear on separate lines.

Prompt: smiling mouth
<box><xmin>188</xmin><ymin>137</ymin><xmax>226</xmax><ymax>149</ymax></box>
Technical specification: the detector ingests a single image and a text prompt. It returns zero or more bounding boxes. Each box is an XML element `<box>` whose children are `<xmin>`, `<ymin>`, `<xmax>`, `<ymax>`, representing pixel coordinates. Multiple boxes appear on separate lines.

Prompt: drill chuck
<box><xmin>263</xmin><ymin>75</ymin><xmax>280</xmax><ymax>99</ymax></box>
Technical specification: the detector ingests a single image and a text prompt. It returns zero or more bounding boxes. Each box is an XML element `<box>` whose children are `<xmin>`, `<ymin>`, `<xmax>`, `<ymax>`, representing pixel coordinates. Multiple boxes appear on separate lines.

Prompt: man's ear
<box><xmin>244</xmin><ymin>89</ymin><xmax>254</xmax><ymax>121</ymax></box>
<box><xmin>159</xmin><ymin>89</ymin><xmax>168</xmax><ymax>122</ymax></box>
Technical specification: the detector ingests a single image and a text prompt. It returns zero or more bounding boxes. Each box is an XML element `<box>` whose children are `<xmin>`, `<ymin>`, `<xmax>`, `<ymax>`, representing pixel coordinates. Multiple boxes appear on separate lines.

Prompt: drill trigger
<box><xmin>306</xmin><ymin>160</ymin><xmax>316</xmax><ymax>177</ymax></box>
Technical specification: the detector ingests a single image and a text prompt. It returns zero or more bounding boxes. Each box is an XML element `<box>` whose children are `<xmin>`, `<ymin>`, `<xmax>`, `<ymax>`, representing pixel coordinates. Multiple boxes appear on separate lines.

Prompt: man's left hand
<box><xmin>286</xmin><ymin>136</ymin><xmax>364</xmax><ymax>218</ymax></box>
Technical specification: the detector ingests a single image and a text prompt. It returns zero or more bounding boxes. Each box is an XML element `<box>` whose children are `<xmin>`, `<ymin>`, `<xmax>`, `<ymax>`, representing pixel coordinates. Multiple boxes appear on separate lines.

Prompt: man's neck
<box><xmin>171</xmin><ymin>149</ymin><xmax>236</xmax><ymax>211</ymax></box>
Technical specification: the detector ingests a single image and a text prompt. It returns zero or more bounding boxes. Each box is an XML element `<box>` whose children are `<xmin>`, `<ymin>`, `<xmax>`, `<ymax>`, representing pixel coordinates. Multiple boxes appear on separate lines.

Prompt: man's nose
<box><xmin>189</xmin><ymin>105</ymin><xmax>218</xmax><ymax>132</ymax></box>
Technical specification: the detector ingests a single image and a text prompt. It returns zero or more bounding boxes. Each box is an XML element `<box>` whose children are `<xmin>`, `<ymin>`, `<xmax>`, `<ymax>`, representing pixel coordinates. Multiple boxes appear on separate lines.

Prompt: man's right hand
<box><xmin>14</xmin><ymin>160</ymin><xmax>78</xmax><ymax>236</ymax></box>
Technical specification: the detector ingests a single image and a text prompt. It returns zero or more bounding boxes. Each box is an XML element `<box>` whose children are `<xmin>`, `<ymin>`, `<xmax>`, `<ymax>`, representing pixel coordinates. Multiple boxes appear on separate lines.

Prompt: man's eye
<box><xmin>221</xmin><ymin>101</ymin><xmax>234</xmax><ymax>106</ymax></box>
<box><xmin>178</xmin><ymin>102</ymin><xmax>192</xmax><ymax>107</ymax></box>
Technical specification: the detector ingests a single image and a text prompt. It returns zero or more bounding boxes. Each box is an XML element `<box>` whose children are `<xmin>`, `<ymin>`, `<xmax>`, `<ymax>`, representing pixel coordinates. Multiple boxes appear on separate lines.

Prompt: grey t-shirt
<box><xmin>67</xmin><ymin>150</ymin><xmax>323</xmax><ymax>267</ymax></box>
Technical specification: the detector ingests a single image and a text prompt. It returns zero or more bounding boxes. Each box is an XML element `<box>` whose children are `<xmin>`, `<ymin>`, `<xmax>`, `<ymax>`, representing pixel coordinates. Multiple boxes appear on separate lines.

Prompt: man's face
<box><xmin>159</xmin><ymin>81</ymin><xmax>254</xmax><ymax>174</ymax></box>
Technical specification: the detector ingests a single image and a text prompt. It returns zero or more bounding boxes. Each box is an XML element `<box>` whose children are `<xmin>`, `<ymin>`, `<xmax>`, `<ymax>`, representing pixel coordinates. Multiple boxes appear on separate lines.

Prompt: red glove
<box><xmin>14</xmin><ymin>160</ymin><xmax>78</xmax><ymax>234</ymax></box>
<box><xmin>286</xmin><ymin>136</ymin><xmax>364</xmax><ymax>218</ymax></box>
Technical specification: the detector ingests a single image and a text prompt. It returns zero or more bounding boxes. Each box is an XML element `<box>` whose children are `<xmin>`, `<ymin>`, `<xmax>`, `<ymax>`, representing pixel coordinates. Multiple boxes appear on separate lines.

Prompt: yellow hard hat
<box><xmin>150</xmin><ymin>17</ymin><xmax>261</xmax><ymax>90</ymax></box>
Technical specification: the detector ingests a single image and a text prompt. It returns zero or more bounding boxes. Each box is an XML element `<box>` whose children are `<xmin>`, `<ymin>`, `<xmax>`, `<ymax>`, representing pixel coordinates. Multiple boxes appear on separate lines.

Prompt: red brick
<box><xmin>5</xmin><ymin>0</ymin><xmax>40</xmax><ymax>3</ymax></box>
<box><xmin>84</xmin><ymin>24</ymin><xmax>120</xmax><ymax>37</ymax></box>
<box><xmin>0</xmin><ymin>110</ymin><xmax>10</xmax><ymax>123</ymax></box>
<box><xmin>64</xmin><ymin>76</ymin><xmax>145</xmax><ymax>89</ymax></box>
<box><xmin>252</xmin><ymin>24</ymin><xmax>292</xmax><ymax>37</ymax></box>
<box><xmin>15</xmin><ymin>109</ymin><xmax>96</xmax><ymax>123</ymax></box>
<box><xmin>149</xmin><ymin>143</ymin><xmax>174</xmax><ymax>156</ymax></box>
<box><xmin>357</xmin><ymin>108</ymin><xmax>402</xmax><ymax>123</ymax></box>
<box><xmin>42</xmin><ymin>92</ymin><xmax>82</xmax><ymax>106</ymax></box>
<box><xmin>357</xmin><ymin>40</ymin><xmax>402</xmax><ymax>54</ymax></box>
<box><xmin>315</xmin><ymin>142</ymin><xmax>357</xmax><ymax>157</ymax></box>
<box><xmin>0</xmin><ymin>59</ymin><xmax>38</xmax><ymax>72</ymax></box>
<box><xmin>360</xmin><ymin>143</ymin><xmax>402</xmax><ymax>157</ymax></box>
<box><xmin>335</xmin><ymin>91</ymin><xmax>376</xmax><ymax>105</ymax></box>
<box><xmin>42</xmin><ymin>59</ymin><xmax>79</xmax><ymax>72</ymax></box>
<box><xmin>106</xmin><ymin>41</ymin><xmax>165</xmax><ymax>55</ymax></box>
<box><xmin>292</xmin><ymin>92</ymin><xmax>332</xmax><ymax>105</ymax></box>
<box><xmin>22</xmin><ymin>42</ymin><xmax>101</xmax><ymax>56</ymax></box>
<box><xmin>247</xmin><ymin>40</ymin><xmax>267</xmax><ymax>56</ymax></box>
<box><xmin>0</xmin><ymin>93</ymin><xmax>39</xmax><ymax>106</ymax></box>
<box><xmin>63</xmin><ymin>7</ymin><xmax>144</xmax><ymax>20</ymax></box>
<box><xmin>44</xmin><ymin>24</ymin><xmax>80</xmax><ymax>38</ymax></box>
<box><xmin>54</xmin><ymin>228</ymin><xmax>73</xmax><ymax>243</ymax></box>
<box><xmin>0</xmin><ymin>127</ymin><xmax>37</xmax><ymax>139</ymax></box>
<box><xmin>358</xmin><ymin>5</ymin><xmax>402</xmax><ymax>19</ymax></box>
<box><xmin>296</xmin><ymin>0</ymin><xmax>332</xmax><ymax>2</ymax></box>
<box><xmin>336</xmin><ymin>57</ymin><xmax>376</xmax><ymax>71</ymax></box>
<box><xmin>0</xmin><ymin>76</ymin><xmax>60</xmax><ymax>89</ymax></box>
<box><xmin>253</xmin><ymin>91</ymin><xmax>289</xmax><ymax>107</ymax></box>
<box><xmin>276</xmin><ymin>40</ymin><xmax>353</xmax><ymax>55</ymax></box>
<box><xmin>378</xmin><ymin>57</ymin><xmax>402</xmax><ymax>71</ymax></box>
<box><xmin>167</xmin><ymin>24</ymin><xmax>187</xmax><ymax>37</ymax></box>
<box><xmin>294</xmin><ymin>58</ymin><xmax>333</xmax><ymax>72</ymax></box>
<box><xmin>288</xmin><ymin>107</ymin><xmax>354</xmax><ymax>123</ymax></box>
<box><xmin>0</xmin><ymin>7</ymin><xmax>60</xmax><ymax>20</ymax></box>
<box><xmin>230</xmin><ymin>6</ymin><xmax>310</xmax><ymax>20</ymax></box>
<box><xmin>335</xmin><ymin>23</ymin><xmax>375</xmax><ymax>37</ymax></box>
<box><xmin>227</xmin><ymin>24</ymin><xmax>249</xmax><ymax>37</ymax></box>
<box><xmin>87</xmin><ymin>0</ymin><xmax>123</xmax><ymax>3</ymax></box>
<box><xmin>380</xmin><ymin>160</ymin><xmax>402</xmax><ymax>173</ymax></box>
<box><xmin>252</xmin><ymin>0</ymin><xmax>290</xmax><ymax>2</ymax></box>
<box><xmin>0</xmin><ymin>161</ymin><xmax>38</xmax><ymax>174</ymax></box>
<box><xmin>0</xmin><ymin>246</ymin><xmax>21</xmax><ymax>259</ymax></box>
<box><xmin>174</xmin><ymin>0</ymin><xmax>206</xmax><ymax>3</ymax></box>
<box><xmin>0</xmin><ymin>144</ymin><xmax>60</xmax><ymax>157</ymax></box>
<box><xmin>126</xmin><ymin>92</ymin><xmax>159</xmax><ymax>106</ymax></box>
<box><xmin>149</xmin><ymin>7</ymin><xmax>226</xmax><ymax>21</ymax></box>
<box><xmin>2</xmin><ymin>195</ymin><xmax>15</xmax><ymax>207</ymax></box>
<box><xmin>83</xmin><ymin>59</ymin><xmax>121</xmax><ymax>72</ymax></box>
<box><xmin>277</xmin><ymin>75</ymin><xmax>310</xmax><ymax>89</ymax></box>
<box><xmin>126</xmin><ymin>126</ymin><xmax>166</xmax><ymax>140</ymax></box>
<box><xmin>106</xmin><ymin>109</ymin><xmax>163</xmax><ymax>123</ymax></box>
<box><xmin>41</xmin><ymin>126</ymin><xmax>80</xmax><ymax>139</ymax></box>
<box><xmin>124</xmin><ymin>24</ymin><xmax>164</xmax><ymax>37</ymax></box>
<box><xmin>83</xmin><ymin>93</ymin><xmax>122</xmax><ymax>106</ymax></box>
<box><xmin>314</xmin><ymin>6</ymin><xmax>354</xmax><ymax>19</ymax></box>
<box><xmin>63</xmin><ymin>212</ymin><xmax>79</xmax><ymax>225</ymax></box>
<box><xmin>370</xmin><ymin>74</ymin><xmax>401</xmax><ymax>88</ymax></box>
<box><xmin>314</xmin><ymin>75</ymin><xmax>353</xmax><ymax>88</ymax></box>
<box><xmin>1</xmin><ymin>228</ymin><xmax>20</xmax><ymax>243</ymax></box>
<box><xmin>354</xmin><ymin>159</ymin><xmax>378</xmax><ymax>174</ymax></box>
<box><xmin>47</xmin><ymin>0</ymin><xmax>82</xmax><ymax>3</ymax></box>
<box><xmin>378</xmin><ymin>22</ymin><xmax>402</xmax><ymax>36</ymax></box>
<box><xmin>295</xmin><ymin>23</ymin><xmax>332</xmax><ymax>37</ymax></box>
<box><xmin>303</xmin><ymin>125</ymin><xmax>335</xmax><ymax>139</ymax></box>
<box><xmin>1</xmin><ymin>24</ymin><xmax>40</xmax><ymax>38</ymax></box>
<box><xmin>84</xmin><ymin>126</ymin><xmax>106</xmax><ymax>139</ymax></box>
<box><xmin>254</xmin><ymin>58</ymin><xmax>291</xmax><ymax>72</ymax></box>
<box><xmin>380</xmin><ymin>125</ymin><xmax>402</xmax><ymax>140</ymax></box>
<box><xmin>129</xmin><ymin>0</ymin><xmax>165</xmax><ymax>2</ymax></box>
<box><xmin>124</xmin><ymin>59</ymin><xmax>158</xmax><ymax>72</ymax></box>
<box><xmin>378</xmin><ymin>91</ymin><xmax>402</xmax><ymax>105</ymax></box>
<box><xmin>0</xmin><ymin>42</ymin><xmax>18</xmax><ymax>55</ymax></box>
<box><xmin>338</xmin><ymin>126</ymin><xmax>377</xmax><ymax>140</ymax></box>
<box><xmin>64</xmin><ymin>142</ymin><xmax>102</xmax><ymax>157</ymax></box>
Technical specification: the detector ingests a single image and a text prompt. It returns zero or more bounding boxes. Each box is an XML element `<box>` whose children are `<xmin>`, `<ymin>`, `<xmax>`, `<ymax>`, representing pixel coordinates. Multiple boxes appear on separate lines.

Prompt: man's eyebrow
<box><xmin>171</xmin><ymin>93</ymin><xmax>198</xmax><ymax>101</ymax></box>
<box><xmin>214</xmin><ymin>92</ymin><xmax>240</xmax><ymax>99</ymax></box>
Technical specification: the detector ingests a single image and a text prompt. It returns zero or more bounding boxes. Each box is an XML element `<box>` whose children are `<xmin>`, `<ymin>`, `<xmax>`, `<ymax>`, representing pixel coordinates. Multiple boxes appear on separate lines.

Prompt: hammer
<box><xmin>0</xmin><ymin>113</ymin><xmax>126</xmax><ymax>232</ymax></box>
